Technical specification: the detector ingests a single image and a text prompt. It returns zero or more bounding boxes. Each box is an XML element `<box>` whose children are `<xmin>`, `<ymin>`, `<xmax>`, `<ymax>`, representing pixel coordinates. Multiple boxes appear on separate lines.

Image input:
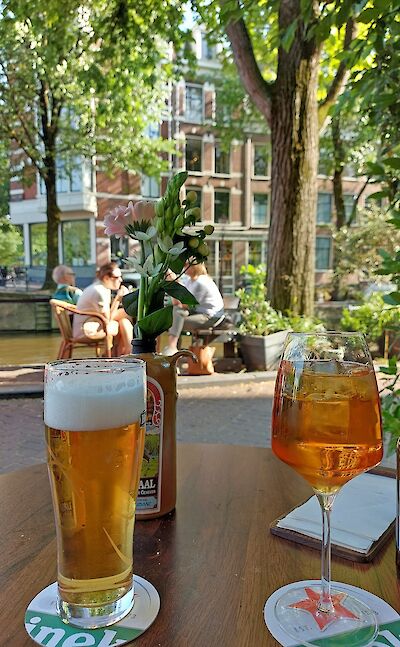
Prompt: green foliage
<box><xmin>0</xmin><ymin>216</ymin><xmax>24</xmax><ymax>266</ymax></box>
<box><xmin>332</xmin><ymin>206</ymin><xmax>400</xmax><ymax>296</ymax></box>
<box><xmin>286</xmin><ymin>313</ymin><xmax>324</xmax><ymax>333</ymax></box>
<box><xmin>0</xmin><ymin>0</ymin><xmax>191</xmax><ymax>285</ymax></box>
<box><xmin>379</xmin><ymin>357</ymin><xmax>400</xmax><ymax>456</ymax></box>
<box><xmin>236</xmin><ymin>265</ymin><xmax>323</xmax><ymax>336</ymax></box>
<box><xmin>341</xmin><ymin>293</ymin><xmax>399</xmax><ymax>341</ymax></box>
<box><xmin>236</xmin><ymin>265</ymin><xmax>288</xmax><ymax>336</ymax></box>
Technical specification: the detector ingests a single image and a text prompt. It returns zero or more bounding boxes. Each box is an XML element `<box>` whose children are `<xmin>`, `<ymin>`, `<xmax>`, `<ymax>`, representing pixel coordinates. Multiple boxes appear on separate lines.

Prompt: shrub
<box><xmin>340</xmin><ymin>293</ymin><xmax>399</xmax><ymax>341</ymax></box>
<box><xmin>236</xmin><ymin>264</ymin><xmax>323</xmax><ymax>336</ymax></box>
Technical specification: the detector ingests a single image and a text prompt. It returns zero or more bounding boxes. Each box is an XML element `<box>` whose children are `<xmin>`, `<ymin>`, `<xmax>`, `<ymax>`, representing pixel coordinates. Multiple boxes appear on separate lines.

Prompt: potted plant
<box><xmin>236</xmin><ymin>265</ymin><xmax>289</xmax><ymax>371</ymax></box>
<box><xmin>236</xmin><ymin>265</ymin><xmax>325</xmax><ymax>371</ymax></box>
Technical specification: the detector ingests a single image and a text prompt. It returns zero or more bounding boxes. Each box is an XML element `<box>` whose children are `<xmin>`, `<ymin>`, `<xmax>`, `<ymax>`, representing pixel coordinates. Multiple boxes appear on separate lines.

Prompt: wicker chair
<box><xmin>50</xmin><ymin>299</ymin><xmax>113</xmax><ymax>359</ymax></box>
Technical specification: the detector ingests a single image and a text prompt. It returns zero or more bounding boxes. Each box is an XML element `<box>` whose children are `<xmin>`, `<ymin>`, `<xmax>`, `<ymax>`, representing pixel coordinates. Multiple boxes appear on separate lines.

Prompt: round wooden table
<box><xmin>1</xmin><ymin>443</ymin><xmax>399</xmax><ymax>646</ymax></box>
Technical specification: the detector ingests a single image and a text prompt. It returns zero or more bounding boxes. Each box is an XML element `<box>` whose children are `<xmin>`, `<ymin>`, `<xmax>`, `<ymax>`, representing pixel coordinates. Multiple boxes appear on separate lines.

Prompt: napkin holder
<box><xmin>270</xmin><ymin>468</ymin><xmax>396</xmax><ymax>563</ymax></box>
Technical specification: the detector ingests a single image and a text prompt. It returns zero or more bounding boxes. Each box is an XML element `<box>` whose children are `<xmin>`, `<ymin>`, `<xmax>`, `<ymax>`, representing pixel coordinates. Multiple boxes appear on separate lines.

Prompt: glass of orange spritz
<box><xmin>271</xmin><ymin>332</ymin><xmax>383</xmax><ymax>646</ymax></box>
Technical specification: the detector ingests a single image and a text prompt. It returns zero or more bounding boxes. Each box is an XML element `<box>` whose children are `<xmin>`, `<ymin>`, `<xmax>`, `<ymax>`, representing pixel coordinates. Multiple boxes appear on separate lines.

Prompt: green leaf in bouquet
<box><xmin>137</xmin><ymin>305</ymin><xmax>173</xmax><ymax>336</ymax></box>
<box><xmin>163</xmin><ymin>281</ymin><xmax>198</xmax><ymax>306</ymax></box>
<box><xmin>122</xmin><ymin>290</ymin><xmax>139</xmax><ymax>318</ymax></box>
<box><xmin>383</xmin><ymin>292</ymin><xmax>400</xmax><ymax>305</ymax></box>
<box><xmin>169</xmin><ymin>256</ymin><xmax>186</xmax><ymax>274</ymax></box>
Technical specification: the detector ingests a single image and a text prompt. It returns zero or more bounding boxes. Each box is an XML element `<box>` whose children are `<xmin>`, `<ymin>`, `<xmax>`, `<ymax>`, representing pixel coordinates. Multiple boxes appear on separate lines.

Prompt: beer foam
<box><xmin>44</xmin><ymin>360</ymin><xmax>146</xmax><ymax>431</ymax></box>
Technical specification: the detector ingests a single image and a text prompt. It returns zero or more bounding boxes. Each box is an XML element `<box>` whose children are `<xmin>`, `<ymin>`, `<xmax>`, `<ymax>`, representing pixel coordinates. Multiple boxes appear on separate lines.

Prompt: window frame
<box><xmin>185</xmin><ymin>137</ymin><xmax>203</xmax><ymax>173</ymax></box>
<box><xmin>184</xmin><ymin>84</ymin><xmax>204</xmax><ymax>123</ymax></box>
<box><xmin>252</xmin><ymin>193</ymin><xmax>269</xmax><ymax>227</ymax></box>
<box><xmin>29</xmin><ymin>222</ymin><xmax>47</xmax><ymax>267</ymax></box>
<box><xmin>317</xmin><ymin>192</ymin><xmax>332</xmax><ymax>225</ymax></box>
<box><xmin>343</xmin><ymin>193</ymin><xmax>357</xmax><ymax>224</ymax></box>
<box><xmin>61</xmin><ymin>219</ymin><xmax>91</xmax><ymax>266</ymax></box>
<box><xmin>253</xmin><ymin>144</ymin><xmax>269</xmax><ymax>177</ymax></box>
<box><xmin>315</xmin><ymin>236</ymin><xmax>332</xmax><ymax>271</ymax></box>
<box><xmin>214</xmin><ymin>142</ymin><xmax>230</xmax><ymax>175</ymax></box>
<box><xmin>141</xmin><ymin>175</ymin><xmax>160</xmax><ymax>198</ymax></box>
<box><xmin>214</xmin><ymin>189</ymin><xmax>230</xmax><ymax>224</ymax></box>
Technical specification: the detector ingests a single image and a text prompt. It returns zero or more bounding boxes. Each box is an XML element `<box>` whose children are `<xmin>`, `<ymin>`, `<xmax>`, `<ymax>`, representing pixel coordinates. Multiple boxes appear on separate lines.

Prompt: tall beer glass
<box><xmin>44</xmin><ymin>358</ymin><xmax>146</xmax><ymax>629</ymax></box>
<box><xmin>271</xmin><ymin>332</ymin><xmax>383</xmax><ymax>646</ymax></box>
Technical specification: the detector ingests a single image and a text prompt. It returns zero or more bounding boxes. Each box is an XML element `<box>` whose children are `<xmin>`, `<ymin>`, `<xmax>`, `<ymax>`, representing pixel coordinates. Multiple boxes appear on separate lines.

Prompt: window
<box><xmin>185</xmin><ymin>85</ymin><xmax>203</xmax><ymax>122</ymax></box>
<box><xmin>62</xmin><ymin>220</ymin><xmax>91</xmax><ymax>266</ymax></box>
<box><xmin>343</xmin><ymin>194</ymin><xmax>356</xmax><ymax>223</ymax></box>
<box><xmin>201</xmin><ymin>33</ymin><xmax>216</xmax><ymax>60</ymax></box>
<box><xmin>253</xmin><ymin>144</ymin><xmax>269</xmax><ymax>176</ymax></box>
<box><xmin>70</xmin><ymin>157</ymin><xmax>83</xmax><ymax>192</ymax></box>
<box><xmin>317</xmin><ymin>193</ymin><xmax>332</xmax><ymax>224</ymax></box>
<box><xmin>216</xmin><ymin>91</ymin><xmax>231</xmax><ymax>125</ymax></box>
<box><xmin>219</xmin><ymin>240</ymin><xmax>233</xmax><ymax>277</ymax></box>
<box><xmin>30</xmin><ymin>223</ymin><xmax>47</xmax><ymax>266</ymax></box>
<box><xmin>318</xmin><ymin>149</ymin><xmax>331</xmax><ymax>176</ymax></box>
<box><xmin>141</xmin><ymin>176</ymin><xmax>160</xmax><ymax>198</ymax></box>
<box><xmin>145</xmin><ymin>123</ymin><xmax>160</xmax><ymax>139</ymax></box>
<box><xmin>248</xmin><ymin>241</ymin><xmax>264</xmax><ymax>266</ymax></box>
<box><xmin>40</xmin><ymin>156</ymin><xmax>83</xmax><ymax>194</ymax></box>
<box><xmin>186</xmin><ymin>138</ymin><xmax>202</xmax><ymax>172</ymax></box>
<box><xmin>187</xmin><ymin>188</ymin><xmax>202</xmax><ymax>216</ymax></box>
<box><xmin>253</xmin><ymin>194</ymin><xmax>269</xmax><ymax>226</ymax></box>
<box><xmin>215</xmin><ymin>144</ymin><xmax>230</xmax><ymax>174</ymax></box>
<box><xmin>315</xmin><ymin>236</ymin><xmax>331</xmax><ymax>270</ymax></box>
<box><xmin>205</xmin><ymin>240</ymin><xmax>216</xmax><ymax>276</ymax></box>
<box><xmin>214</xmin><ymin>191</ymin><xmax>230</xmax><ymax>223</ymax></box>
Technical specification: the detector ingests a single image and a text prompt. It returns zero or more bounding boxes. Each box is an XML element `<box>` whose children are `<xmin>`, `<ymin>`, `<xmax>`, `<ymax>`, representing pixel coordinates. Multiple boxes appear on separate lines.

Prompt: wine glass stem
<box><xmin>316</xmin><ymin>492</ymin><xmax>337</xmax><ymax>613</ymax></box>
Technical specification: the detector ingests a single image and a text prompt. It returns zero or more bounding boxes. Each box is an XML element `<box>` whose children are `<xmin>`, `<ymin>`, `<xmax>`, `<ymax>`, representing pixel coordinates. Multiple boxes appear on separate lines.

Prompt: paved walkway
<box><xmin>0</xmin><ymin>368</ymin><xmax>275</xmax><ymax>474</ymax></box>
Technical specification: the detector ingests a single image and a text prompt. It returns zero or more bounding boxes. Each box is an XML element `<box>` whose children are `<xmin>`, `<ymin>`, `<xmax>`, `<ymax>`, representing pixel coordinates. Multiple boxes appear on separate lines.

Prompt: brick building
<box><xmin>9</xmin><ymin>29</ymin><xmax>376</xmax><ymax>295</ymax></box>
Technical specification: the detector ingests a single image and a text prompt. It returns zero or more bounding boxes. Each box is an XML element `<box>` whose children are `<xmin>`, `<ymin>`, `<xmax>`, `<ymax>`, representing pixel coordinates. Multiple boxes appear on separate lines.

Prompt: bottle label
<box><xmin>136</xmin><ymin>377</ymin><xmax>164</xmax><ymax>514</ymax></box>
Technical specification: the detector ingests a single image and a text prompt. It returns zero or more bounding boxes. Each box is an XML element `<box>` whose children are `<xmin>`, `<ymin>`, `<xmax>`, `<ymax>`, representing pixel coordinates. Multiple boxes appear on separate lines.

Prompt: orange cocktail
<box><xmin>272</xmin><ymin>360</ymin><xmax>383</xmax><ymax>494</ymax></box>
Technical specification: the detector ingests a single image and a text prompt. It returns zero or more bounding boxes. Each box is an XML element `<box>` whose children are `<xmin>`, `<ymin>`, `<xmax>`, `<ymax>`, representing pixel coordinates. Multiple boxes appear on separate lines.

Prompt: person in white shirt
<box><xmin>163</xmin><ymin>262</ymin><xmax>224</xmax><ymax>356</ymax></box>
<box><xmin>73</xmin><ymin>262</ymin><xmax>133</xmax><ymax>356</ymax></box>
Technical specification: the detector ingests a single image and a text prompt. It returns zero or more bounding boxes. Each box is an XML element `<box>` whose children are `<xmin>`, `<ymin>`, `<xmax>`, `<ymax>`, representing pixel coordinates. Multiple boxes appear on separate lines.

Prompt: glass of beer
<box><xmin>271</xmin><ymin>332</ymin><xmax>383</xmax><ymax>646</ymax></box>
<box><xmin>44</xmin><ymin>358</ymin><xmax>146</xmax><ymax>629</ymax></box>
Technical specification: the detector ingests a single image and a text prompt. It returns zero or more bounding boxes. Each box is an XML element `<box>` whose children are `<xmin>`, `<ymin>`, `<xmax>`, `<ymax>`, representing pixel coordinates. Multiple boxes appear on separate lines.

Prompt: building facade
<box><xmin>9</xmin><ymin>30</ymin><xmax>376</xmax><ymax>295</ymax></box>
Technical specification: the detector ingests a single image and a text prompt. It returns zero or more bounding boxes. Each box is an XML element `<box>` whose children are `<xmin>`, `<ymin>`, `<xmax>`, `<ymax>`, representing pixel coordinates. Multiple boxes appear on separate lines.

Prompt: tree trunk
<box><xmin>267</xmin><ymin>3</ymin><xmax>320</xmax><ymax>316</ymax></box>
<box><xmin>42</xmin><ymin>155</ymin><xmax>60</xmax><ymax>290</ymax></box>
<box><xmin>331</xmin><ymin>114</ymin><xmax>345</xmax><ymax>229</ymax></box>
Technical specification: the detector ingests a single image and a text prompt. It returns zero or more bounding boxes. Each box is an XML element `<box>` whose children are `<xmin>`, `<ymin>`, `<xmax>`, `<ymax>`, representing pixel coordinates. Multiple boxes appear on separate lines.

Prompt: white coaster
<box><xmin>25</xmin><ymin>575</ymin><xmax>160</xmax><ymax>645</ymax></box>
<box><xmin>264</xmin><ymin>580</ymin><xmax>399</xmax><ymax>646</ymax></box>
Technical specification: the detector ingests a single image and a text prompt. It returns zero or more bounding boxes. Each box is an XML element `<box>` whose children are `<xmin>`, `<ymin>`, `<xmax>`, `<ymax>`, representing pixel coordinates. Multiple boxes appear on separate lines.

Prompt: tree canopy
<box><xmin>193</xmin><ymin>0</ymin><xmax>400</xmax><ymax>314</ymax></box>
<box><xmin>0</xmin><ymin>0</ymin><xmax>190</xmax><ymax>286</ymax></box>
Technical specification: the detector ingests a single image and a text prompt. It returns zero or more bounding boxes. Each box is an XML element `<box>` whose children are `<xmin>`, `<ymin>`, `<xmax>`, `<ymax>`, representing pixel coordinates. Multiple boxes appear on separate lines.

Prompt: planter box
<box><xmin>239</xmin><ymin>331</ymin><xmax>287</xmax><ymax>371</ymax></box>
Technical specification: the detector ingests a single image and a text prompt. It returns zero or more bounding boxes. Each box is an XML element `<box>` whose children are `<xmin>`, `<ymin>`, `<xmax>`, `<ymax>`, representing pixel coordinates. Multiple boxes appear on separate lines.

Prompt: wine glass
<box><xmin>271</xmin><ymin>332</ymin><xmax>383</xmax><ymax>646</ymax></box>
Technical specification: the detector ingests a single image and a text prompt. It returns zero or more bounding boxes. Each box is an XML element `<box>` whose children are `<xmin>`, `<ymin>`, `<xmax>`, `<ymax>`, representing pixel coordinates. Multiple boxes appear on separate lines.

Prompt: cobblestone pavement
<box><xmin>0</xmin><ymin>380</ymin><xmax>274</xmax><ymax>474</ymax></box>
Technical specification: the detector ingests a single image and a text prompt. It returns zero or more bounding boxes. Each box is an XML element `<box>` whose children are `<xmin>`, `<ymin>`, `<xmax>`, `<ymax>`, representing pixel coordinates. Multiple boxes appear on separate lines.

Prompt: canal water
<box><xmin>0</xmin><ymin>332</ymin><xmax>96</xmax><ymax>365</ymax></box>
<box><xmin>0</xmin><ymin>332</ymin><xmax>205</xmax><ymax>365</ymax></box>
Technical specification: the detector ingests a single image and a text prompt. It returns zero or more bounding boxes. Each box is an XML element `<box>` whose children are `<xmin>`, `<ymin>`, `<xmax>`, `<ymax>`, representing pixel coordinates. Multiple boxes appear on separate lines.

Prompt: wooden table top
<box><xmin>1</xmin><ymin>443</ymin><xmax>399</xmax><ymax>646</ymax></box>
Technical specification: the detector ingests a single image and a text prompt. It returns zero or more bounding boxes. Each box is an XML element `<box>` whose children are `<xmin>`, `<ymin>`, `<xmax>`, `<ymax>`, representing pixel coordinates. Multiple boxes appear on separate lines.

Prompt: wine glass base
<box><xmin>273</xmin><ymin>582</ymin><xmax>378</xmax><ymax>647</ymax></box>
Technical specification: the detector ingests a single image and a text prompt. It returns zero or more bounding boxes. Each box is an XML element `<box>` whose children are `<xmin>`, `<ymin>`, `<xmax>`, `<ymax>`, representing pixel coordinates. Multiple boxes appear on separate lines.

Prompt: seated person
<box><xmin>52</xmin><ymin>265</ymin><xmax>82</xmax><ymax>305</ymax></box>
<box><xmin>163</xmin><ymin>262</ymin><xmax>224</xmax><ymax>356</ymax></box>
<box><xmin>72</xmin><ymin>262</ymin><xmax>133</xmax><ymax>356</ymax></box>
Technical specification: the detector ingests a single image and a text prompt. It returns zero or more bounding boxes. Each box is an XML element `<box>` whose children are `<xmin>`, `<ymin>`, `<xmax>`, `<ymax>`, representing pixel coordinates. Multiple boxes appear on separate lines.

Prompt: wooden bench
<box><xmin>184</xmin><ymin>296</ymin><xmax>241</xmax><ymax>358</ymax></box>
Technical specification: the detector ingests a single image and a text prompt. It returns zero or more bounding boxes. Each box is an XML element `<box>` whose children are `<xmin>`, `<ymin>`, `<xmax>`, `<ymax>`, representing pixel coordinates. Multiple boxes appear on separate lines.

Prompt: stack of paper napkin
<box><xmin>276</xmin><ymin>472</ymin><xmax>396</xmax><ymax>554</ymax></box>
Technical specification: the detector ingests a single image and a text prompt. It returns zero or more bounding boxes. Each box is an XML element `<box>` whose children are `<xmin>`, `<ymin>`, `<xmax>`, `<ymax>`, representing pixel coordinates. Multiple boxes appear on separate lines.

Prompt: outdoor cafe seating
<box><xmin>50</xmin><ymin>298</ymin><xmax>113</xmax><ymax>359</ymax></box>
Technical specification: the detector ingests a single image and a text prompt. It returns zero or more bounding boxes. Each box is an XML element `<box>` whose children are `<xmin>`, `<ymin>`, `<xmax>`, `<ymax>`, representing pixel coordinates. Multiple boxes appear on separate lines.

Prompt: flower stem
<box><xmin>136</xmin><ymin>241</ymin><xmax>147</xmax><ymax>338</ymax></box>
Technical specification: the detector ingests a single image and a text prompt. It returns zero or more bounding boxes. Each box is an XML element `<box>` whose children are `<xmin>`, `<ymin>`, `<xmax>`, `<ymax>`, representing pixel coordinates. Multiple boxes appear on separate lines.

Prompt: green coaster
<box><xmin>25</xmin><ymin>575</ymin><xmax>160</xmax><ymax>646</ymax></box>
